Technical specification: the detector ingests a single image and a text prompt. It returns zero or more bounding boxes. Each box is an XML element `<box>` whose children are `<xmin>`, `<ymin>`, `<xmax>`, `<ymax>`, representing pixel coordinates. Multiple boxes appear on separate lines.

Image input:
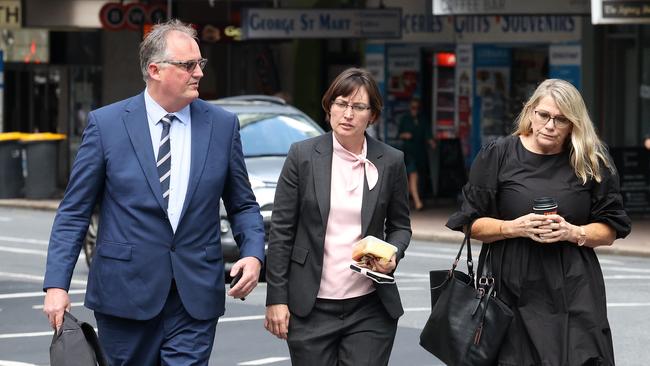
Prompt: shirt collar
<box><xmin>144</xmin><ymin>88</ymin><xmax>190</xmax><ymax>125</ymax></box>
<box><xmin>332</xmin><ymin>134</ymin><xmax>367</xmax><ymax>161</ymax></box>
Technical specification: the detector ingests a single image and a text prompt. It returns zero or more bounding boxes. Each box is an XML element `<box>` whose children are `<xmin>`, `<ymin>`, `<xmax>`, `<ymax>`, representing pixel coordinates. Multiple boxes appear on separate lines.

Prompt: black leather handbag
<box><xmin>419</xmin><ymin>227</ymin><xmax>514</xmax><ymax>366</ymax></box>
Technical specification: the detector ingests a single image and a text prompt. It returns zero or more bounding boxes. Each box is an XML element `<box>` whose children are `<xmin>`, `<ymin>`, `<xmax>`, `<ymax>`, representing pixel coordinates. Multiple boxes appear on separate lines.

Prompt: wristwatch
<box><xmin>577</xmin><ymin>226</ymin><xmax>587</xmax><ymax>246</ymax></box>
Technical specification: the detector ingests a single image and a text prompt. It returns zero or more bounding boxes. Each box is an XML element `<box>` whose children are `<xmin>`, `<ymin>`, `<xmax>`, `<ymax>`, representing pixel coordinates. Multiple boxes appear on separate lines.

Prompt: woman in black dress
<box><xmin>447</xmin><ymin>79</ymin><xmax>631</xmax><ymax>366</ymax></box>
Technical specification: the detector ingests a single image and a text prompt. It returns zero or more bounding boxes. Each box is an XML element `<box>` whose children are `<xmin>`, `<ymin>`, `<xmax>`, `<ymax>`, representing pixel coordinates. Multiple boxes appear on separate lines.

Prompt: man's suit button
<box><xmin>170</xmin><ymin>246</ymin><xmax>176</xmax><ymax>252</ymax></box>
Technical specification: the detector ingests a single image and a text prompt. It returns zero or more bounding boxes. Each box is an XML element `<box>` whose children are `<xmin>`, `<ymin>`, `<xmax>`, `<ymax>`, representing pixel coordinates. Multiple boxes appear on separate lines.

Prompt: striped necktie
<box><xmin>157</xmin><ymin>114</ymin><xmax>174</xmax><ymax>209</ymax></box>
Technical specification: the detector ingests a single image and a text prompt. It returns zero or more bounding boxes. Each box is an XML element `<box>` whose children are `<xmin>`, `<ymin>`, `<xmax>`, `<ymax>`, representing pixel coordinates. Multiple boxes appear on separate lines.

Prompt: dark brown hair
<box><xmin>321</xmin><ymin>68</ymin><xmax>383</xmax><ymax>124</ymax></box>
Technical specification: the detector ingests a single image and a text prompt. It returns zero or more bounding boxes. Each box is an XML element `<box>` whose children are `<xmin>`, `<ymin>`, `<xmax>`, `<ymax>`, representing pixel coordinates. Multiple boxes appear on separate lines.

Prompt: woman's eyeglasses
<box><xmin>534</xmin><ymin>110</ymin><xmax>571</xmax><ymax>128</ymax></box>
<box><xmin>332</xmin><ymin>100</ymin><xmax>371</xmax><ymax>113</ymax></box>
<box><xmin>158</xmin><ymin>58</ymin><xmax>208</xmax><ymax>72</ymax></box>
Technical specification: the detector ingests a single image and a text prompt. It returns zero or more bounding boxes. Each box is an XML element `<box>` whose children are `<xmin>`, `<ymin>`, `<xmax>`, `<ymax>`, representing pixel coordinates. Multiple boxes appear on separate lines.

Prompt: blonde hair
<box><xmin>513</xmin><ymin>79</ymin><xmax>613</xmax><ymax>183</ymax></box>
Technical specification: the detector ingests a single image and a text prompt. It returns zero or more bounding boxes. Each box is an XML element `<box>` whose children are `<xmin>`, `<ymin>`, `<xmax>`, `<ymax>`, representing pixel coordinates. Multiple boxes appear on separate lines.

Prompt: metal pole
<box><xmin>167</xmin><ymin>0</ymin><xmax>172</xmax><ymax>19</ymax></box>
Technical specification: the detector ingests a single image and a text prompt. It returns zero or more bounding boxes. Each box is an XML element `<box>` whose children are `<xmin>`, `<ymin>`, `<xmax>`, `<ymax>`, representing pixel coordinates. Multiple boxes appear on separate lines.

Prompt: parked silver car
<box><xmin>83</xmin><ymin>95</ymin><xmax>324</xmax><ymax>280</ymax></box>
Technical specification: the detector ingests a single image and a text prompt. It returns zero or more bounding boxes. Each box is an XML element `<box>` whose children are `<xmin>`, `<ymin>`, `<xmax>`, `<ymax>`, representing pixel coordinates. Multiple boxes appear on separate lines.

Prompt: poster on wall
<box><xmin>384</xmin><ymin>45</ymin><xmax>421</xmax><ymax>147</ymax></box>
<box><xmin>549</xmin><ymin>45</ymin><xmax>582</xmax><ymax>89</ymax></box>
<box><xmin>365</xmin><ymin>43</ymin><xmax>386</xmax><ymax>139</ymax></box>
<box><xmin>473</xmin><ymin>45</ymin><xmax>511</xmax><ymax>158</ymax></box>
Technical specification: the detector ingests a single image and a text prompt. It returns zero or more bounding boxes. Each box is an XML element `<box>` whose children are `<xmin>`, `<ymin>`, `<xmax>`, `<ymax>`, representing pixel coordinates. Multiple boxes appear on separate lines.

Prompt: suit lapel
<box><xmin>313</xmin><ymin>133</ymin><xmax>333</xmax><ymax>228</ymax></box>
<box><xmin>361</xmin><ymin>135</ymin><xmax>384</xmax><ymax>236</ymax></box>
<box><xmin>123</xmin><ymin>94</ymin><xmax>168</xmax><ymax>213</ymax></box>
<box><xmin>178</xmin><ymin>101</ymin><xmax>211</xmax><ymax>223</ymax></box>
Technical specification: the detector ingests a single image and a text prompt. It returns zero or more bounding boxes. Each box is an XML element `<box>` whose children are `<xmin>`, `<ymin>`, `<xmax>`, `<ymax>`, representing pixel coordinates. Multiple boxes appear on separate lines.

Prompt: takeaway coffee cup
<box><xmin>533</xmin><ymin>197</ymin><xmax>558</xmax><ymax>215</ymax></box>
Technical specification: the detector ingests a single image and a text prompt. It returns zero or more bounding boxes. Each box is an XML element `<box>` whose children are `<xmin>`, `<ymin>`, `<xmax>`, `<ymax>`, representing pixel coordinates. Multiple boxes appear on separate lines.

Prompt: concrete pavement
<box><xmin>1</xmin><ymin>198</ymin><xmax>648</xmax><ymax>256</ymax></box>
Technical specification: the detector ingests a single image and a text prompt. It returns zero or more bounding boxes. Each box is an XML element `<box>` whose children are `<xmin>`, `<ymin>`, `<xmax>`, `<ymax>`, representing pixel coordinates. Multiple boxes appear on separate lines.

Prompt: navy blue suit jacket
<box><xmin>44</xmin><ymin>93</ymin><xmax>265</xmax><ymax>321</ymax></box>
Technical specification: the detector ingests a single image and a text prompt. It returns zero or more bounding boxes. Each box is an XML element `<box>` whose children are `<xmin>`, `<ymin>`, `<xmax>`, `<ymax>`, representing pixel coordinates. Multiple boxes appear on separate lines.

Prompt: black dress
<box><xmin>447</xmin><ymin>135</ymin><xmax>631</xmax><ymax>366</ymax></box>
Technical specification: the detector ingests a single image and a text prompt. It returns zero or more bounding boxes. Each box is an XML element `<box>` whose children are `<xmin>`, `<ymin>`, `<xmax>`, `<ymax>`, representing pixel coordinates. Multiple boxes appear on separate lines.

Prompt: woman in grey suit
<box><xmin>264</xmin><ymin>68</ymin><xmax>412</xmax><ymax>365</ymax></box>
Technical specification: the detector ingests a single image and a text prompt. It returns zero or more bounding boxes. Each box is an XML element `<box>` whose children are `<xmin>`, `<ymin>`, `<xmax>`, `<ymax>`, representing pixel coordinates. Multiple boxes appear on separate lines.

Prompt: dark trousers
<box><xmin>287</xmin><ymin>291</ymin><xmax>398</xmax><ymax>366</ymax></box>
<box><xmin>94</xmin><ymin>284</ymin><xmax>218</xmax><ymax>366</ymax></box>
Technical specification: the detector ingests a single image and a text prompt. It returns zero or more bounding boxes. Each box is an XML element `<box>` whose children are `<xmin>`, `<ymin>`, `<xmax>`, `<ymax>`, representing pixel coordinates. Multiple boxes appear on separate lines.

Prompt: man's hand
<box><xmin>264</xmin><ymin>304</ymin><xmax>290</xmax><ymax>339</ymax></box>
<box><xmin>43</xmin><ymin>288</ymin><xmax>71</xmax><ymax>331</ymax></box>
<box><xmin>227</xmin><ymin>256</ymin><xmax>261</xmax><ymax>299</ymax></box>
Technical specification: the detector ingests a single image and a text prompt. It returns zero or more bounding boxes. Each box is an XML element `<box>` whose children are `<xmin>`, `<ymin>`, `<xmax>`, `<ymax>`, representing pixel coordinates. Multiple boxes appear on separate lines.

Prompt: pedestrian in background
<box><xmin>43</xmin><ymin>19</ymin><xmax>265</xmax><ymax>365</ymax></box>
<box><xmin>264</xmin><ymin>67</ymin><xmax>412</xmax><ymax>365</ymax></box>
<box><xmin>447</xmin><ymin>79</ymin><xmax>631</xmax><ymax>365</ymax></box>
<box><xmin>398</xmin><ymin>97</ymin><xmax>436</xmax><ymax>211</ymax></box>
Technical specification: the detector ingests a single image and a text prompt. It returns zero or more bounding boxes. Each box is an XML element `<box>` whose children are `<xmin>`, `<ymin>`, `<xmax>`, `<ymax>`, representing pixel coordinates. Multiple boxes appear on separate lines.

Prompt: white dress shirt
<box><xmin>144</xmin><ymin>89</ymin><xmax>192</xmax><ymax>232</ymax></box>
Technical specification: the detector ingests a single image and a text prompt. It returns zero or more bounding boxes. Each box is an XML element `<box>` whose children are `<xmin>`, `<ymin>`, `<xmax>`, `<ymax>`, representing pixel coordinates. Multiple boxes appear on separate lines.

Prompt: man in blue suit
<box><xmin>43</xmin><ymin>19</ymin><xmax>265</xmax><ymax>364</ymax></box>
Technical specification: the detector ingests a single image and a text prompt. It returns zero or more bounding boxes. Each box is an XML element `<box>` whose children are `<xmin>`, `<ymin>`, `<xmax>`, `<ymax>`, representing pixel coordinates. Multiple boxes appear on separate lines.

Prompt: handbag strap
<box><xmin>450</xmin><ymin>223</ymin><xmax>474</xmax><ymax>282</ymax></box>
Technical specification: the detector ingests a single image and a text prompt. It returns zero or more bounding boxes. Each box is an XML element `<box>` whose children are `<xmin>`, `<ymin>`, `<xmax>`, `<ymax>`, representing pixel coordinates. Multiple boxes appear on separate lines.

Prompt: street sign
<box><xmin>241</xmin><ymin>8</ymin><xmax>402</xmax><ymax>39</ymax></box>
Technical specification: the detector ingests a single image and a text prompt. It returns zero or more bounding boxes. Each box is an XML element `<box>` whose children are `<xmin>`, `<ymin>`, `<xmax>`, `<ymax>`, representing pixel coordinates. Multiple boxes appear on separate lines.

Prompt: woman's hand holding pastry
<box><xmin>368</xmin><ymin>254</ymin><xmax>396</xmax><ymax>274</ymax></box>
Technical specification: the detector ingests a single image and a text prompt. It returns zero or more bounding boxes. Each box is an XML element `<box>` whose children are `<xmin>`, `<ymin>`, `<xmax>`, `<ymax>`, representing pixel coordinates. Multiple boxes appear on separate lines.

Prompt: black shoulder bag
<box><xmin>419</xmin><ymin>226</ymin><xmax>514</xmax><ymax>366</ymax></box>
<box><xmin>50</xmin><ymin>311</ymin><xmax>109</xmax><ymax>366</ymax></box>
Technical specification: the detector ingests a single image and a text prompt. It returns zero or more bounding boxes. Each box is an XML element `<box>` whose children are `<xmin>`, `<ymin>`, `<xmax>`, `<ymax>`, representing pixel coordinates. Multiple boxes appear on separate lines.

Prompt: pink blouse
<box><xmin>317</xmin><ymin>134</ymin><xmax>379</xmax><ymax>299</ymax></box>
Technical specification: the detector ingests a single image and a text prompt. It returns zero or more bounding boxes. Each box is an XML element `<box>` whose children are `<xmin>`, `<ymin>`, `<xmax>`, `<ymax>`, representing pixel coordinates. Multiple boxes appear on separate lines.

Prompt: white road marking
<box><xmin>238</xmin><ymin>357</ymin><xmax>291</xmax><ymax>365</ymax></box>
<box><xmin>219</xmin><ymin>315</ymin><xmax>265</xmax><ymax>323</ymax></box>
<box><xmin>406</xmin><ymin>251</ymin><xmax>478</xmax><ymax>260</ymax></box>
<box><xmin>598</xmin><ymin>258</ymin><xmax>625</xmax><ymax>265</ymax></box>
<box><xmin>0</xmin><ymin>246</ymin><xmax>46</xmax><ymax>256</ymax></box>
<box><xmin>398</xmin><ymin>287</ymin><xmax>427</xmax><ymax>291</ymax></box>
<box><xmin>0</xmin><ymin>216</ymin><xmax>13</xmax><ymax>222</ymax></box>
<box><xmin>404</xmin><ymin>307</ymin><xmax>431</xmax><ymax>312</ymax></box>
<box><xmin>0</xmin><ymin>361</ymin><xmax>39</xmax><ymax>366</ymax></box>
<box><xmin>603</xmin><ymin>266</ymin><xmax>650</xmax><ymax>273</ymax></box>
<box><xmin>396</xmin><ymin>278</ymin><xmax>429</xmax><ymax>283</ymax></box>
<box><xmin>32</xmin><ymin>302</ymin><xmax>84</xmax><ymax>310</ymax></box>
<box><xmin>0</xmin><ymin>314</ymin><xmax>265</xmax><ymax>340</ymax></box>
<box><xmin>395</xmin><ymin>272</ymin><xmax>429</xmax><ymax>278</ymax></box>
<box><xmin>0</xmin><ymin>236</ymin><xmax>48</xmax><ymax>245</ymax></box>
<box><xmin>604</xmin><ymin>275</ymin><xmax>650</xmax><ymax>280</ymax></box>
<box><xmin>0</xmin><ymin>272</ymin><xmax>87</xmax><ymax>286</ymax></box>
<box><xmin>608</xmin><ymin>302</ymin><xmax>650</xmax><ymax>307</ymax></box>
<box><xmin>0</xmin><ymin>331</ymin><xmax>53</xmax><ymax>339</ymax></box>
<box><xmin>0</xmin><ymin>289</ymin><xmax>86</xmax><ymax>300</ymax></box>
<box><xmin>3</xmin><ymin>301</ymin><xmax>650</xmax><ymax>341</ymax></box>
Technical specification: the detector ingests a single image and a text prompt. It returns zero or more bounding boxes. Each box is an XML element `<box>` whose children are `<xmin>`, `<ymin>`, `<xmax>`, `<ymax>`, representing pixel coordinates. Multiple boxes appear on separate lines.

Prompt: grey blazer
<box><xmin>265</xmin><ymin>132</ymin><xmax>412</xmax><ymax>319</ymax></box>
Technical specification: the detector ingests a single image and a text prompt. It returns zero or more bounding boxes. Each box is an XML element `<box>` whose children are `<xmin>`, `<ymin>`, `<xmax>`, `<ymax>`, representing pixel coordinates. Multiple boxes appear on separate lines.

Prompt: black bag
<box><xmin>50</xmin><ymin>311</ymin><xmax>109</xmax><ymax>366</ymax></box>
<box><xmin>419</xmin><ymin>227</ymin><xmax>514</xmax><ymax>366</ymax></box>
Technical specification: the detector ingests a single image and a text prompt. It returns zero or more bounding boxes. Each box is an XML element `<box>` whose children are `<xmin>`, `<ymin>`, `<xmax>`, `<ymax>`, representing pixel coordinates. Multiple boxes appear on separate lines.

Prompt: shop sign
<box><xmin>367</xmin><ymin>1</ymin><xmax>580</xmax><ymax>43</ymax></box>
<box><xmin>453</xmin><ymin>15</ymin><xmax>582</xmax><ymax>43</ymax></box>
<box><xmin>432</xmin><ymin>0</ymin><xmax>589</xmax><ymax>15</ymax></box>
<box><xmin>241</xmin><ymin>8</ymin><xmax>402</xmax><ymax>39</ymax></box>
<box><xmin>591</xmin><ymin>0</ymin><xmax>650</xmax><ymax>24</ymax></box>
<box><xmin>0</xmin><ymin>0</ymin><xmax>21</xmax><ymax>29</ymax></box>
<box><xmin>99</xmin><ymin>2</ymin><xmax>167</xmax><ymax>31</ymax></box>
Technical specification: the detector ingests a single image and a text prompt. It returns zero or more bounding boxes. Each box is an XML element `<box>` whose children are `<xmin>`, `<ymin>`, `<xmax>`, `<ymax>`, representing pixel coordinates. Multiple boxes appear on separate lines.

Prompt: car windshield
<box><xmin>238</xmin><ymin>113</ymin><xmax>322</xmax><ymax>157</ymax></box>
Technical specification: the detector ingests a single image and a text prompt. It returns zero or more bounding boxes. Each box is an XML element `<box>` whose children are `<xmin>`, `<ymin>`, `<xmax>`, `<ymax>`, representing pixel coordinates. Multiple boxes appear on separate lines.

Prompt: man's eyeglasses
<box><xmin>332</xmin><ymin>100</ymin><xmax>371</xmax><ymax>113</ymax></box>
<box><xmin>534</xmin><ymin>110</ymin><xmax>571</xmax><ymax>128</ymax></box>
<box><xmin>158</xmin><ymin>58</ymin><xmax>208</xmax><ymax>72</ymax></box>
